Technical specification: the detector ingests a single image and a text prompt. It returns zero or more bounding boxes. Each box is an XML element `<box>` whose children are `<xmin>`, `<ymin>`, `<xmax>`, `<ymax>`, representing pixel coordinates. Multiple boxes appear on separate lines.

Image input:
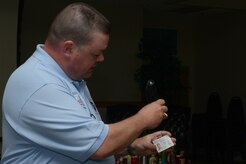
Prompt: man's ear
<box><xmin>62</xmin><ymin>40</ymin><xmax>75</xmax><ymax>57</ymax></box>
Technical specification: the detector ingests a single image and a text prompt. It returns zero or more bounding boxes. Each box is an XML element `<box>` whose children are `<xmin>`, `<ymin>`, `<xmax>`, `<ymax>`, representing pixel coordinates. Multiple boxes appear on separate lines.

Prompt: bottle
<box><xmin>131</xmin><ymin>155</ymin><xmax>138</xmax><ymax>164</ymax></box>
<box><xmin>161</xmin><ymin>152</ymin><xmax>166</xmax><ymax>164</ymax></box>
<box><xmin>149</xmin><ymin>154</ymin><xmax>157</xmax><ymax>164</ymax></box>
<box><xmin>127</xmin><ymin>155</ymin><xmax>131</xmax><ymax>164</ymax></box>
<box><xmin>179</xmin><ymin>151</ymin><xmax>185</xmax><ymax>164</ymax></box>
<box><xmin>166</xmin><ymin>152</ymin><xmax>171</xmax><ymax>164</ymax></box>
<box><xmin>140</xmin><ymin>156</ymin><xmax>147</xmax><ymax>164</ymax></box>
<box><xmin>122</xmin><ymin>155</ymin><xmax>127</xmax><ymax>164</ymax></box>
<box><xmin>158</xmin><ymin>157</ymin><xmax>162</xmax><ymax>164</ymax></box>
<box><xmin>170</xmin><ymin>148</ymin><xmax>176</xmax><ymax>164</ymax></box>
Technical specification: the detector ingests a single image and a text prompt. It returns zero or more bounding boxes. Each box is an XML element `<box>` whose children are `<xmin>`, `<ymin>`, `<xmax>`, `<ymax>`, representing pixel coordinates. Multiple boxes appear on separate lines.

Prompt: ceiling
<box><xmin>82</xmin><ymin>0</ymin><xmax>246</xmax><ymax>15</ymax></box>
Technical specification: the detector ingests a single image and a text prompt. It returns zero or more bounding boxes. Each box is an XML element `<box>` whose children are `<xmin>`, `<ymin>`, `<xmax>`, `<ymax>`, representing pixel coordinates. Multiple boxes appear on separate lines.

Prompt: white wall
<box><xmin>144</xmin><ymin>10</ymin><xmax>246</xmax><ymax>118</ymax></box>
<box><xmin>194</xmin><ymin>11</ymin><xmax>246</xmax><ymax>117</ymax></box>
<box><xmin>87</xmin><ymin>6</ymin><xmax>143</xmax><ymax>102</ymax></box>
<box><xmin>3</xmin><ymin>0</ymin><xmax>246</xmax><ymax>120</ymax></box>
<box><xmin>144</xmin><ymin>12</ymin><xmax>199</xmax><ymax>112</ymax></box>
<box><xmin>0</xmin><ymin>0</ymin><xmax>19</xmax><ymax>137</ymax></box>
<box><xmin>20</xmin><ymin>0</ymin><xmax>144</xmax><ymax>102</ymax></box>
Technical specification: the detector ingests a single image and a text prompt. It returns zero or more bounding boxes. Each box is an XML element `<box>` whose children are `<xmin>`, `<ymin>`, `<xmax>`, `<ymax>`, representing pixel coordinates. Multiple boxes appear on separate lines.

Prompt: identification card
<box><xmin>153</xmin><ymin>135</ymin><xmax>174</xmax><ymax>153</ymax></box>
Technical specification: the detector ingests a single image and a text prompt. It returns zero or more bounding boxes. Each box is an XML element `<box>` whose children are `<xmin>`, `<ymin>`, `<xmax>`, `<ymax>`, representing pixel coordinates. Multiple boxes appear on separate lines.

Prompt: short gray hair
<box><xmin>47</xmin><ymin>2</ymin><xmax>111</xmax><ymax>46</ymax></box>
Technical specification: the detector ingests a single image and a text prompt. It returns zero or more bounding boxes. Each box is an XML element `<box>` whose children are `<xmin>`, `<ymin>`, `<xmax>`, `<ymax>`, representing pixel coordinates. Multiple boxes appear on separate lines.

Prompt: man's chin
<box><xmin>83</xmin><ymin>73</ymin><xmax>93</xmax><ymax>79</ymax></box>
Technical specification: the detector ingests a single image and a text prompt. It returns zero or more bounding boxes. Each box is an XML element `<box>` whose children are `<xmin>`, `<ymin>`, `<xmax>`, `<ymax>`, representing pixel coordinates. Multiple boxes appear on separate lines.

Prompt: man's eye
<box><xmin>94</xmin><ymin>52</ymin><xmax>103</xmax><ymax>56</ymax></box>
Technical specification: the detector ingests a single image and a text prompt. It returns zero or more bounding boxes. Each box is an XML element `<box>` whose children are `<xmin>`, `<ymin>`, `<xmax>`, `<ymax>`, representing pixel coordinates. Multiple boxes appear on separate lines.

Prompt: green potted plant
<box><xmin>134</xmin><ymin>28</ymin><xmax>185</xmax><ymax>107</ymax></box>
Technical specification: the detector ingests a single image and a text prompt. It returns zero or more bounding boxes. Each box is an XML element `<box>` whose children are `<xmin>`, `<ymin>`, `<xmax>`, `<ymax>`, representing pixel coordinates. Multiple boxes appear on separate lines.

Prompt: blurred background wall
<box><xmin>2</xmin><ymin>0</ymin><xmax>246</xmax><ymax>132</ymax></box>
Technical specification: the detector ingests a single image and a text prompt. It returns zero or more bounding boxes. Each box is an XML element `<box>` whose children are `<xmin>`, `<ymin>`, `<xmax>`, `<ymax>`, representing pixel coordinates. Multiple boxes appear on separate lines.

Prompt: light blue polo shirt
<box><xmin>1</xmin><ymin>44</ymin><xmax>115</xmax><ymax>164</ymax></box>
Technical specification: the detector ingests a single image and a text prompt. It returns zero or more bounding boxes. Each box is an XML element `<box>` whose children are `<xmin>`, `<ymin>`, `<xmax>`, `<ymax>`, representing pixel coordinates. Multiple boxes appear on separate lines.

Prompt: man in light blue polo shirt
<box><xmin>1</xmin><ymin>2</ymin><xmax>174</xmax><ymax>164</ymax></box>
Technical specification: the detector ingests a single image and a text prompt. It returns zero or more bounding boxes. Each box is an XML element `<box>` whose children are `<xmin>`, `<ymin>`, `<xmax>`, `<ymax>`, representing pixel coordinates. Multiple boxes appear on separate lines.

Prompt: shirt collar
<box><xmin>33</xmin><ymin>44</ymin><xmax>86</xmax><ymax>86</ymax></box>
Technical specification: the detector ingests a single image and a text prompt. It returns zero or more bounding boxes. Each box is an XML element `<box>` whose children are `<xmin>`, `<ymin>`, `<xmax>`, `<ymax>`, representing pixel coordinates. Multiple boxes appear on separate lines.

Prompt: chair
<box><xmin>191</xmin><ymin>113</ymin><xmax>207</xmax><ymax>161</ymax></box>
<box><xmin>226</xmin><ymin>96</ymin><xmax>246</xmax><ymax>163</ymax></box>
<box><xmin>205</xmin><ymin>92</ymin><xmax>226</xmax><ymax>162</ymax></box>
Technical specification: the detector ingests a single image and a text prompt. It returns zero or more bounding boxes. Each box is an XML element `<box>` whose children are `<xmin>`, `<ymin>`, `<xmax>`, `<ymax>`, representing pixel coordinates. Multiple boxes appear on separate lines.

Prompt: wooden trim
<box><xmin>95</xmin><ymin>101</ymin><xmax>144</xmax><ymax>108</ymax></box>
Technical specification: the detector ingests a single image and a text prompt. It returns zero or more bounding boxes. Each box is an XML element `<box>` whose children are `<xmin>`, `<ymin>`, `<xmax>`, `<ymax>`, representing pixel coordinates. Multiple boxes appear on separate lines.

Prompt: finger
<box><xmin>163</xmin><ymin>112</ymin><xmax>168</xmax><ymax>119</ymax></box>
<box><xmin>156</xmin><ymin>99</ymin><xmax>165</xmax><ymax>105</ymax></box>
<box><xmin>171</xmin><ymin>137</ymin><xmax>176</xmax><ymax>144</ymax></box>
<box><xmin>161</xmin><ymin>105</ymin><xmax>168</xmax><ymax>112</ymax></box>
<box><xmin>152</xmin><ymin>131</ymin><xmax>169</xmax><ymax>141</ymax></box>
<box><xmin>159</xmin><ymin>131</ymin><xmax>172</xmax><ymax>137</ymax></box>
<box><xmin>160</xmin><ymin>112</ymin><xmax>168</xmax><ymax>121</ymax></box>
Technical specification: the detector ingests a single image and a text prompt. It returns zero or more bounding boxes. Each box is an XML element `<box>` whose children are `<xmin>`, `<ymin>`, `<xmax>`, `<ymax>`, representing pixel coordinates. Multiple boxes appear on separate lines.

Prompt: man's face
<box><xmin>69</xmin><ymin>31</ymin><xmax>109</xmax><ymax>80</ymax></box>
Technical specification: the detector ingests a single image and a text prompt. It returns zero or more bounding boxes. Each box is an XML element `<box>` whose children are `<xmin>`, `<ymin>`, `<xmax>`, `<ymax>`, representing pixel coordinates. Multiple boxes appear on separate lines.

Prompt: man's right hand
<box><xmin>91</xmin><ymin>99</ymin><xmax>168</xmax><ymax>159</ymax></box>
<box><xmin>137</xmin><ymin>99</ymin><xmax>168</xmax><ymax>130</ymax></box>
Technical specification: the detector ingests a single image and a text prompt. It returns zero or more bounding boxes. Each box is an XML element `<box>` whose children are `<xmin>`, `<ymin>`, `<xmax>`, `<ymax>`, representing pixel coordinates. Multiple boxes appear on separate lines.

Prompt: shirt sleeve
<box><xmin>18</xmin><ymin>83</ymin><xmax>109</xmax><ymax>162</ymax></box>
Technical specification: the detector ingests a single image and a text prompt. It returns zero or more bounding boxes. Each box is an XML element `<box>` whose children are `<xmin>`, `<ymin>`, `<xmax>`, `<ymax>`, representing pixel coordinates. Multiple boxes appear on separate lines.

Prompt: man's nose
<box><xmin>97</xmin><ymin>54</ymin><xmax>104</xmax><ymax>62</ymax></box>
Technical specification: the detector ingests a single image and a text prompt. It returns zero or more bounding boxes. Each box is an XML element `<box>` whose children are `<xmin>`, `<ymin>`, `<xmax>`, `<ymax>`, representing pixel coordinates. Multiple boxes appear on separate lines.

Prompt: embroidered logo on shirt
<box><xmin>73</xmin><ymin>93</ymin><xmax>87</xmax><ymax>109</ymax></box>
<box><xmin>77</xmin><ymin>96</ymin><xmax>84</xmax><ymax>105</ymax></box>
